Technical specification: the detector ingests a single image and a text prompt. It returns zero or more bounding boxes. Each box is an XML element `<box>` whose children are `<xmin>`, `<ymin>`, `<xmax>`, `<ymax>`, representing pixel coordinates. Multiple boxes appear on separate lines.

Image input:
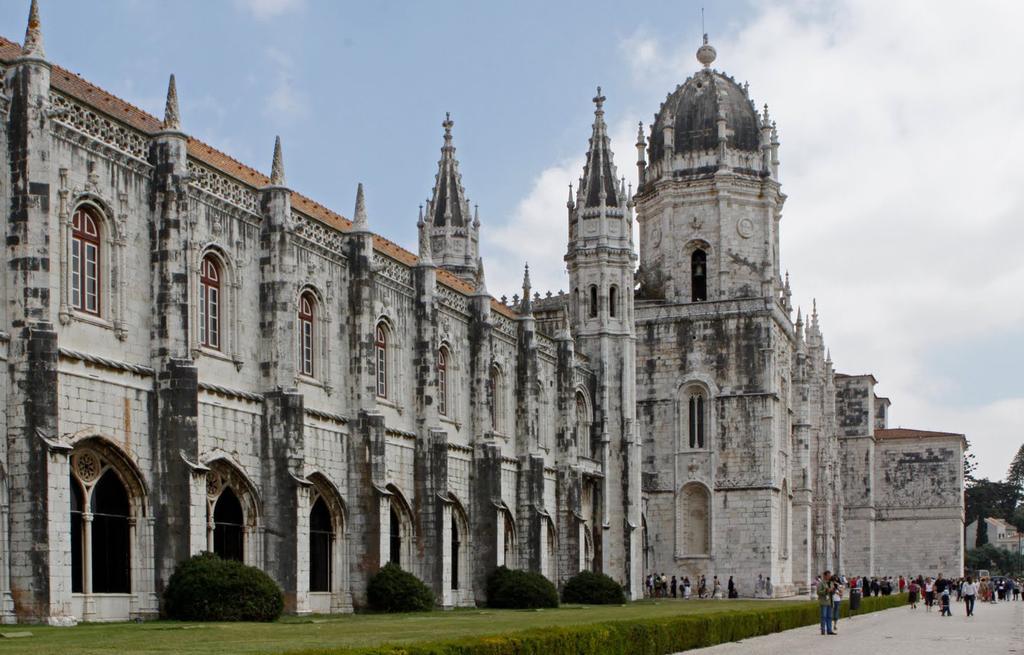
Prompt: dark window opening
<box><xmin>213</xmin><ymin>487</ymin><xmax>244</xmax><ymax>562</ymax></box>
<box><xmin>91</xmin><ymin>470</ymin><xmax>131</xmax><ymax>593</ymax></box>
<box><xmin>438</xmin><ymin>348</ymin><xmax>448</xmax><ymax>416</ymax></box>
<box><xmin>71</xmin><ymin>207</ymin><xmax>101</xmax><ymax>315</ymax></box>
<box><xmin>375</xmin><ymin>324</ymin><xmax>388</xmax><ymax>398</ymax></box>
<box><xmin>299</xmin><ymin>292</ymin><xmax>315</xmax><ymax>377</ymax></box>
<box><xmin>589</xmin><ymin>285</ymin><xmax>598</xmax><ymax>318</ymax></box>
<box><xmin>389</xmin><ymin>505</ymin><xmax>402</xmax><ymax>566</ymax></box>
<box><xmin>451</xmin><ymin>515</ymin><xmax>460</xmax><ymax>590</ymax></box>
<box><xmin>691</xmin><ymin>249</ymin><xmax>707</xmax><ymax>302</ymax></box>
<box><xmin>309</xmin><ymin>496</ymin><xmax>333</xmax><ymax>592</ymax></box>
<box><xmin>688</xmin><ymin>394</ymin><xmax>706</xmax><ymax>449</ymax></box>
<box><xmin>609</xmin><ymin>285</ymin><xmax>618</xmax><ymax>318</ymax></box>
<box><xmin>200</xmin><ymin>255</ymin><xmax>222</xmax><ymax>349</ymax></box>
<box><xmin>70</xmin><ymin>478</ymin><xmax>84</xmax><ymax>593</ymax></box>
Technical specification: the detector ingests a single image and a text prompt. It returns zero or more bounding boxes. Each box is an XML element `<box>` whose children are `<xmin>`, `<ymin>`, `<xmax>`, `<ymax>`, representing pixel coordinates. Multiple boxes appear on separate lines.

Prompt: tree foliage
<box><xmin>965</xmin><ymin>543</ymin><xmax>1021</xmax><ymax>575</ymax></box>
<box><xmin>366</xmin><ymin>563</ymin><xmax>435</xmax><ymax>613</ymax></box>
<box><xmin>1007</xmin><ymin>443</ymin><xmax>1024</xmax><ymax>489</ymax></box>
<box><xmin>976</xmin><ymin>517</ymin><xmax>989</xmax><ymax>547</ymax></box>
<box><xmin>964</xmin><ymin>478</ymin><xmax>1021</xmax><ymax>527</ymax></box>
<box><xmin>486</xmin><ymin>566</ymin><xmax>559</xmax><ymax>609</ymax></box>
<box><xmin>964</xmin><ymin>439</ymin><xmax>978</xmax><ymax>483</ymax></box>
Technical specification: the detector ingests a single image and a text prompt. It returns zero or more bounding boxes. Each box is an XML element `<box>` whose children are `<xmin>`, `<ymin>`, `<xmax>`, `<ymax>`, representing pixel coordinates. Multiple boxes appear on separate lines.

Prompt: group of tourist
<box><xmin>644</xmin><ymin>573</ymin><xmax>766</xmax><ymax>600</ymax></box>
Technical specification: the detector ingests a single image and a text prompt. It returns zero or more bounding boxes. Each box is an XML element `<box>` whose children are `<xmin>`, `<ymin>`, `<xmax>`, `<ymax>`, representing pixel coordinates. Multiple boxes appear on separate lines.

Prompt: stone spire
<box><xmin>578</xmin><ymin>86</ymin><xmax>623</xmax><ymax>209</ymax></box>
<box><xmin>520</xmin><ymin>263</ymin><xmax>532</xmax><ymax>314</ymax></box>
<box><xmin>270</xmin><ymin>136</ymin><xmax>286</xmax><ymax>187</ymax></box>
<box><xmin>352</xmin><ymin>183</ymin><xmax>368</xmax><ymax>230</ymax></box>
<box><xmin>636</xmin><ymin>121</ymin><xmax>647</xmax><ymax>186</ymax></box>
<box><xmin>162</xmin><ymin>74</ymin><xmax>181</xmax><ymax>131</ymax></box>
<box><xmin>416</xmin><ymin>204</ymin><xmax>433</xmax><ymax>265</ymax></box>
<box><xmin>423</xmin><ymin>112</ymin><xmax>479</xmax><ymax>281</ymax></box>
<box><xmin>21</xmin><ymin>0</ymin><xmax>45</xmax><ymax>59</ymax></box>
<box><xmin>474</xmin><ymin>257</ymin><xmax>487</xmax><ymax>295</ymax></box>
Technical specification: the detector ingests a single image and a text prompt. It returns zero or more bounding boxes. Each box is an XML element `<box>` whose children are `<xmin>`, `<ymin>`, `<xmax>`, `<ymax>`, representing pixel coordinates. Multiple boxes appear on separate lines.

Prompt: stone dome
<box><xmin>648</xmin><ymin>69</ymin><xmax>761</xmax><ymax>161</ymax></box>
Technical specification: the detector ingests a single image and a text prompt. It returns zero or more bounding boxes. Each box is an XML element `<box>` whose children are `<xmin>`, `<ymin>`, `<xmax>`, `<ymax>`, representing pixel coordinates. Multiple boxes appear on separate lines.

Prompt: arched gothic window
<box><xmin>576</xmin><ymin>391</ymin><xmax>592</xmax><ymax>459</ymax></box>
<box><xmin>780</xmin><ymin>480</ymin><xmax>790</xmax><ymax>559</ymax></box>
<box><xmin>213</xmin><ymin>487</ymin><xmax>244</xmax><ymax>562</ymax></box>
<box><xmin>437</xmin><ymin>347</ymin><xmax>449</xmax><ymax>417</ymax></box>
<box><xmin>299</xmin><ymin>291</ymin><xmax>316</xmax><ymax>377</ymax></box>
<box><xmin>691</xmin><ymin>249</ymin><xmax>707</xmax><ymax>302</ymax></box>
<box><xmin>589</xmin><ymin>285</ymin><xmax>598</xmax><ymax>318</ymax></box>
<box><xmin>489</xmin><ymin>365</ymin><xmax>504</xmax><ymax>433</ymax></box>
<box><xmin>450</xmin><ymin>513</ymin><xmax>461</xmax><ymax>590</ymax></box>
<box><xmin>687</xmin><ymin>390</ymin><xmax>707</xmax><ymax>449</ymax></box>
<box><xmin>199</xmin><ymin>255</ymin><xmax>222</xmax><ymax>349</ymax></box>
<box><xmin>609</xmin><ymin>285</ymin><xmax>618</xmax><ymax>318</ymax></box>
<box><xmin>375</xmin><ymin>323</ymin><xmax>389</xmax><ymax>398</ymax></box>
<box><xmin>502</xmin><ymin>512</ymin><xmax>517</xmax><ymax>569</ymax></box>
<box><xmin>679</xmin><ymin>483</ymin><xmax>710</xmax><ymax>556</ymax></box>
<box><xmin>71</xmin><ymin>206</ymin><xmax>102</xmax><ymax>315</ymax></box>
<box><xmin>69</xmin><ymin>447</ymin><xmax>138</xmax><ymax>597</ymax></box>
<box><xmin>309</xmin><ymin>496</ymin><xmax>333</xmax><ymax>592</ymax></box>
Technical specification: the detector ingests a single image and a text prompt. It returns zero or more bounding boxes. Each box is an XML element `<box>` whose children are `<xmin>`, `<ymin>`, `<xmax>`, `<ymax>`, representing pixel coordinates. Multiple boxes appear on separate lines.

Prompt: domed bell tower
<box><xmin>634</xmin><ymin>35</ymin><xmax>783</xmax><ymax>304</ymax></box>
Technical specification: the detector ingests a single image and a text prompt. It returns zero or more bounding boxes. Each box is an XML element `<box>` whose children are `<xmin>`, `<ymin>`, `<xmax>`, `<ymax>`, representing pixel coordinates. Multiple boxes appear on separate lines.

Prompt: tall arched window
<box><xmin>375</xmin><ymin>323</ymin><xmax>389</xmax><ymax>398</ymax></box>
<box><xmin>299</xmin><ymin>291</ymin><xmax>315</xmax><ymax>377</ymax></box>
<box><xmin>680</xmin><ymin>483</ymin><xmax>710</xmax><ymax>556</ymax></box>
<box><xmin>687</xmin><ymin>391</ymin><xmax>706</xmax><ymax>449</ymax></box>
<box><xmin>71</xmin><ymin>206</ymin><xmax>101</xmax><ymax>315</ymax></box>
<box><xmin>489</xmin><ymin>365</ymin><xmax>504</xmax><ymax>432</ymax></box>
<box><xmin>780</xmin><ymin>480</ymin><xmax>790</xmax><ymax>559</ymax></box>
<box><xmin>69</xmin><ymin>447</ymin><xmax>139</xmax><ymax>599</ymax></box>
<box><xmin>199</xmin><ymin>255</ymin><xmax>222</xmax><ymax>349</ymax></box>
<box><xmin>213</xmin><ymin>487</ymin><xmax>244</xmax><ymax>562</ymax></box>
<box><xmin>389</xmin><ymin>505</ymin><xmax>402</xmax><ymax>566</ymax></box>
<box><xmin>437</xmin><ymin>347</ymin><xmax>449</xmax><ymax>417</ymax></box>
<box><xmin>450</xmin><ymin>513</ymin><xmax>461</xmax><ymax>590</ymax></box>
<box><xmin>309</xmin><ymin>496</ymin><xmax>333</xmax><ymax>592</ymax></box>
<box><xmin>691</xmin><ymin>249</ymin><xmax>707</xmax><ymax>302</ymax></box>
<box><xmin>576</xmin><ymin>391</ymin><xmax>591</xmax><ymax>459</ymax></box>
<box><xmin>502</xmin><ymin>512</ymin><xmax>517</xmax><ymax>569</ymax></box>
<box><xmin>609</xmin><ymin>285</ymin><xmax>618</xmax><ymax>318</ymax></box>
<box><xmin>589</xmin><ymin>285</ymin><xmax>598</xmax><ymax>318</ymax></box>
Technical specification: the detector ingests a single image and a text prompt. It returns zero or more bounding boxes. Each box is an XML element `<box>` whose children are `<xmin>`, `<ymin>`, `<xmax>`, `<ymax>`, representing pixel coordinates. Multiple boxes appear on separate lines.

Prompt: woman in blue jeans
<box><xmin>831</xmin><ymin>580</ymin><xmax>843</xmax><ymax>633</ymax></box>
<box><xmin>817</xmin><ymin>571</ymin><xmax>836</xmax><ymax>635</ymax></box>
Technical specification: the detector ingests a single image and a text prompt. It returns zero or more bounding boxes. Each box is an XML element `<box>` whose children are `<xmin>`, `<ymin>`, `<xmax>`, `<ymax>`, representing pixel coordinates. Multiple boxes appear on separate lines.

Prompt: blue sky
<box><xmin>3</xmin><ymin>0</ymin><xmax>1023</xmax><ymax>481</ymax></box>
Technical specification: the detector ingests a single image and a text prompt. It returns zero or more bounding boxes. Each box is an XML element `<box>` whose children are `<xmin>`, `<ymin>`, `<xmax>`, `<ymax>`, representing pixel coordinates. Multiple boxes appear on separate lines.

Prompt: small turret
<box><xmin>352</xmin><ymin>183</ymin><xmax>369</xmax><ymax>231</ymax></box>
<box><xmin>20</xmin><ymin>0</ymin><xmax>45</xmax><ymax>60</ymax></box>
<box><xmin>520</xmin><ymin>263</ymin><xmax>532</xmax><ymax>315</ymax></box>
<box><xmin>162</xmin><ymin>74</ymin><xmax>181</xmax><ymax>132</ymax></box>
<box><xmin>269</xmin><ymin>135</ymin><xmax>286</xmax><ymax>187</ymax></box>
<box><xmin>636</xmin><ymin>121</ymin><xmax>647</xmax><ymax>187</ymax></box>
<box><xmin>423</xmin><ymin>113</ymin><xmax>479</xmax><ymax>282</ymax></box>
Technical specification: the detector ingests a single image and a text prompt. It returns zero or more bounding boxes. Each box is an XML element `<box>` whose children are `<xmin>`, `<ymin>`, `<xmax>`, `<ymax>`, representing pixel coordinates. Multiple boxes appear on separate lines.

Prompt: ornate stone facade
<box><xmin>0</xmin><ymin>5</ymin><xmax>964</xmax><ymax>625</ymax></box>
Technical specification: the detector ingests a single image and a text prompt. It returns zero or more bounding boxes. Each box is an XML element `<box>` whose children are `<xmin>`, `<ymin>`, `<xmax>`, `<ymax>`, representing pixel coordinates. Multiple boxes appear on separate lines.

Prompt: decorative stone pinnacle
<box><xmin>567</xmin><ymin>183</ymin><xmax>575</xmax><ymax>209</ymax></box>
<box><xmin>636</xmin><ymin>121</ymin><xmax>646</xmax><ymax>145</ymax></box>
<box><xmin>416</xmin><ymin>203</ymin><xmax>424</xmax><ymax>228</ymax></box>
<box><xmin>696</xmin><ymin>33</ymin><xmax>717</xmax><ymax>68</ymax></box>
<box><xmin>593</xmin><ymin>86</ymin><xmax>606</xmax><ymax>111</ymax></box>
<box><xmin>353</xmin><ymin>183</ymin><xmax>368</xmax><ymax>229</ymax></box>
<box><xmin>473</xmin><ymin>204</ymin><xmax>480</xmax><ymax>228</ymax></box>
<box><xmin>442</xmin><ymin>112</ymin><xmax>454</xmax><ymax>145</ymax></box>
<box><xmin>163</xmin><ymin>74</ymin><xmax>181</xmax><ymax>131</ymax></box>
<box><xmin>22</xmin><ymin>0</ymin><xmax>45</xmax><ymax>59</ymax></box>
<box><xmin>270</xmin><ymin>136</ymin><xmax>286</xmax><ymax>186</ymax></box>
<box><xmin>475</xmin><ymin>257</ymin><xmax>487</xmax><ymax>294</ymax></box>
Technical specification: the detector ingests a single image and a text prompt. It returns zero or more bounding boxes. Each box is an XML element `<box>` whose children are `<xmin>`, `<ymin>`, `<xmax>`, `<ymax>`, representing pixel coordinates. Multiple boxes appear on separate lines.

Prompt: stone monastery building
<box><xmin>0</xmin><ymin>2</ymin><xmax>966</xmax><ymax>623</ymax></box>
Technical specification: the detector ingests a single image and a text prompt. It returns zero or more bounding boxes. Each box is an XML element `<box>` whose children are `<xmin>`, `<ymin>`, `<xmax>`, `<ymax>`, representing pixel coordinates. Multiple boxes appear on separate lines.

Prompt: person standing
<box><xmin>671</xmin><ymin>575</ymin><xmax>678</xmax><ymax>599</ymax></box>
<box><xmin>698</xmin><ymin>575</ymin><xmax>707</xmax><ymax>599</ymax></box>
<box><xmin>831</xmin><ymin>578</ymin><xmax>844</xmax><ymax>633</ymax></box>
<box><xmin>765</xmin><ymin>576</ymin><xmax>773</xmax><ymax>598</ymax></box>
<box><xmin>940</xmin><ymin>583</ymin><xmax>952</xmax><ymax>616</ymax></box>
<box><xmin>683</xmin><ymin>576</ymin><xmax>691</xmax><ymax>599</ymax></box>
<box><xmin>908</xmin><ymin>578</ymin><xmax>920</xmax><ymax>609</ymax></box>
<box><xmin>817</xmin><ymin>570</ymin><xmax>836</xmax><ymax>636</ymax></box>
<box><xmin>962</xmin><ymin>577</ymin><xmax>977</xmax><ymax>617</ymax></box>
<box><xmin>728</xmin><ymin>575</ymin><xmax>737</xmax><ymax>599</ymax></box>
<box><xmin>924</xmin><ymin>577</ymin><xmax>935</xmax><ymax>611</ymax></box>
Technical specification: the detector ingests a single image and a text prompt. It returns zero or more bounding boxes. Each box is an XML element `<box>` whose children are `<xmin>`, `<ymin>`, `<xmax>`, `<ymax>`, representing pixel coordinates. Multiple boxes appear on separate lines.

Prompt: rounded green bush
<box><xmin>486</xmin><ymin>566</ymin><xmax>559</xmax><ymax>609</ymax></box>
<box><xmin>561</xmin><ymin>570</ymin><xmax>627</xmax><ymax>604</ymax></box>
<box><xmin>163</xmin><ymin>552</ymin><xmax>284</xmax><ymax>622</ymax></box>
<box><xmin>367</xmin><ymin>563</ymin><xmax>435</xmax><ymax>612</ymax></box>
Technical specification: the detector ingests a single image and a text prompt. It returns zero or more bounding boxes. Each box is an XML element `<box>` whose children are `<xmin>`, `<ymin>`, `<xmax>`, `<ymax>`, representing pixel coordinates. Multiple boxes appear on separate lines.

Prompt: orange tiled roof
<box><xmin>0</xmin><ymin>35</ymin><xmax>519</xmax><ymax>320</ymax></box>
<box><xmin>875</xmin><ymin>428</ymin><xmax>964</xmax><ymax>441</ymax></box>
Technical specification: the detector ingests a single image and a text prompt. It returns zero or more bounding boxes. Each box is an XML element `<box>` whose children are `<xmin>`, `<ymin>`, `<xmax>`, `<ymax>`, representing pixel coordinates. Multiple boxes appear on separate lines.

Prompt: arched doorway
<box><xmin>205</xmin><ymin>461</ymin><xmax>261</xmax><ymax>567</ymax></box>
<box><xmin>213</xmin><ymin>487</ymin><xmax>244</xmax><ymax>562</ymax></box>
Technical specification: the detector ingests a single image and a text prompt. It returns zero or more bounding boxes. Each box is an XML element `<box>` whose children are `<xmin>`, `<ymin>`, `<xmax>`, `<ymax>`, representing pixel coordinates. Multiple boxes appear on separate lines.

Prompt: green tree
<box><xmin>964</xmin><ymin>439</ymin><xmax>979</xmax><ymax>483</ymax></box>
<box><xmin>1007</xmin><ymin>443</ymin><xmax>1024</xmax><ymax>489</ymax></box>
<box><xmin>976</xmin><ymin>517</ymin><xmax>989</xmax><ymax>547</ymax></box>
<box><xmin>965</xmin><ymin>478</ymin><xmax>1021</xmax><ymax>527</ymax></box>
<box><xmin>1010</xmin><ymin>504</ymin><xmax>1024</xmax><ymax>534</ymax></box>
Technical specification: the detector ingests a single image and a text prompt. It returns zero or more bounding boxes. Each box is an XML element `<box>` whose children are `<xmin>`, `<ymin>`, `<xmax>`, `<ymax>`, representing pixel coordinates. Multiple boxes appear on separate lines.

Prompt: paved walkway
<box><xmin>678</xmin><ymin>598</ymin><xmax>1024</xmax><ymax>654</ymax></box>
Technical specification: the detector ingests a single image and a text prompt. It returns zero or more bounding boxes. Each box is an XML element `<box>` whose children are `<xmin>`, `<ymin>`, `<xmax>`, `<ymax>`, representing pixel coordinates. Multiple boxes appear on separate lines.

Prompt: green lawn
<box><xmin>0</xmin><ymin>599</ymin><xmax>797</xmax><ymax>655</ymax></box>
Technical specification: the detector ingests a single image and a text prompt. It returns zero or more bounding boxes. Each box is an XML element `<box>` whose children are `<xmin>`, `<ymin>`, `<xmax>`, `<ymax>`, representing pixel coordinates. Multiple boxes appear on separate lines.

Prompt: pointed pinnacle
<box><xmin>473</xmin><ymin>204</ymin><xmax>480</xmax><ymax>228</ymax></box>
<box><xmin>162</xmin><ymin>74</ymin><xmax>181</xmax><ymax>131</ymax></box>
<box><xmin>475</xmin><ymin>257</ymin><xmax>488</xmax><ymax>295</ymax></box>
<box><xmin>270</xmin><ymin>136</ymin><xmax>286</xmax><ymax>186</ymax></box>
<box><xmin>22</xmin><ymin>0</ymin><xmax>45</xmax><ymax>59</ymax></box>
<box><xmin>593</xmin><ymin>86</ymin><xmax>605</xmax><ymax>111</ymax></box>
<box><xmin>522</xmin><ymin>262</ymin><xmax>531</xmax><ymax>293</ymax></box>
<box><xmin>353</xmin><ymin>183</ymin><xmax>368</xmax><ymax>229</ymax></box>
<box><xmin>796</xmin><ymin>307</ymin><xmax>803</xmax><ymax>325</ymax></box>
<box><xmin>636</xmin><ymin>121</ymin><xmax>646</xmax><ymax>145</ymax></box>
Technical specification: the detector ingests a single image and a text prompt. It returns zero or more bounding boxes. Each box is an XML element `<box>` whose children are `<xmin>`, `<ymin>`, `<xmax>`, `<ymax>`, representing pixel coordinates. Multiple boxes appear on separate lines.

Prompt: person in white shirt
<box><xmin>831</xmin><ymin>581</ymin><xmax>844</xmax><ymax>633</ymax></box>
<box><xmin>961</xmin><ymin>577</ymin><xmax>978</xmax><ymax>617</ymax></box>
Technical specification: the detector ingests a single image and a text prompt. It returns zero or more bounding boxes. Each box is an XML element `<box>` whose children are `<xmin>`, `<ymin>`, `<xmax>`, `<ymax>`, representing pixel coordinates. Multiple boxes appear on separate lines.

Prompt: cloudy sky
<box><xmin>4</xmin><ymin>0</ymin><xmax>1021</xmax><ymax>481</ymax></box>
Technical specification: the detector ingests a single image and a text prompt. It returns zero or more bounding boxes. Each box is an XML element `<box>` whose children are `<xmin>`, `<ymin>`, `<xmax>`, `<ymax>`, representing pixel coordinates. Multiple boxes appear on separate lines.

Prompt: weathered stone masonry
<box><xmin>0</xmin><ymin>5</ymin><xmax>964</xmax><ymax>624</ymax></box>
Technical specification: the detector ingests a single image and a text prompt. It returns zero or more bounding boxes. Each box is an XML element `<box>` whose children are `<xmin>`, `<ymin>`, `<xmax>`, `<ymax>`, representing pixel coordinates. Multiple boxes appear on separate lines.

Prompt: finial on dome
<box><xmin>270</xmin><ymin>136</ymin><xmax>286</xmax><ymax>186</ymax></box>
<box><xmin>22</xmin><ymin>0</ymin><xmax>45</xmax><ymax>59</ymax></box>
<box><xmin>593</xmin><ymin>86</ymin><xmax>606</xmax><ymax>111</ymax></box>
<box><xmin>696</xmin><ymin>33</ymin><xmax>716</xmax><ymax>68</ymax></box>
<box><xmin>163</xmin><ymin>74</ymin><xmax>181</xmax><ymax>131</ymax></box>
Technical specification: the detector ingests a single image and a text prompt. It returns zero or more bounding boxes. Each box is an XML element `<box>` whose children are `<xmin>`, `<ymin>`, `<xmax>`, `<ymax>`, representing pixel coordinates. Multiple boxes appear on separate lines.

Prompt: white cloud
<box><xmin>494</xmin><ymin>0</ymin><xmax>1024</xmax><ymax>481</ymax></box>
<box><xmin>264</xmin><ymin>47</ymin><xmax>309</xmax><ymax>121</ymax></box>
<box><xmin>233</xmin><ymin>0</ymin><xmax>305</xmax><ymax>20</ymax></box>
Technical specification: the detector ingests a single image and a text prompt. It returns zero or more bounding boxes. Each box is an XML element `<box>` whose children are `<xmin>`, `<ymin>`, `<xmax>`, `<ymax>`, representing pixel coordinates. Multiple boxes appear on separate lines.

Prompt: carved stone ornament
<box><xmin>206</xmin><ymin>470</ymin><xmax>224</xmax><ymax>499</ymax></box>
<box><xmin>737</xmin><ymin>217</ymin><xmax>755</xmax><ymax>239</ymax></box>
<box><xmin>75</xmin><ymin>450</ymin><xmax>101</xmax><ymax>483</ymax></box>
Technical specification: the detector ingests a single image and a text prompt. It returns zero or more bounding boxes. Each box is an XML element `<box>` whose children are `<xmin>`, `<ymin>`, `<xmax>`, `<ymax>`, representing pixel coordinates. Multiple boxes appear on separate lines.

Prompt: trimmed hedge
<box><xmin>562</xmin><ymin>571</ymin><xmax>627</xmax><ymax>605</ymax></box>
<box><xmin>487</xmin><ymin>566</ymin><xmax>559</xmax><ymax>609</ymax></box>
<box><xmin>163</xmin><ymin>552</ymin><xmax>283</xmax><ymax>622</ymax></box>
<box><xmin>367</xmin><ymin>563</ymin><xmax>435</xmax><ymax>613</ymax></box>
<box><xmin>288</xmin><ymin>593</ymin><xmax>907</xmax><ymax>655</ymax></box>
